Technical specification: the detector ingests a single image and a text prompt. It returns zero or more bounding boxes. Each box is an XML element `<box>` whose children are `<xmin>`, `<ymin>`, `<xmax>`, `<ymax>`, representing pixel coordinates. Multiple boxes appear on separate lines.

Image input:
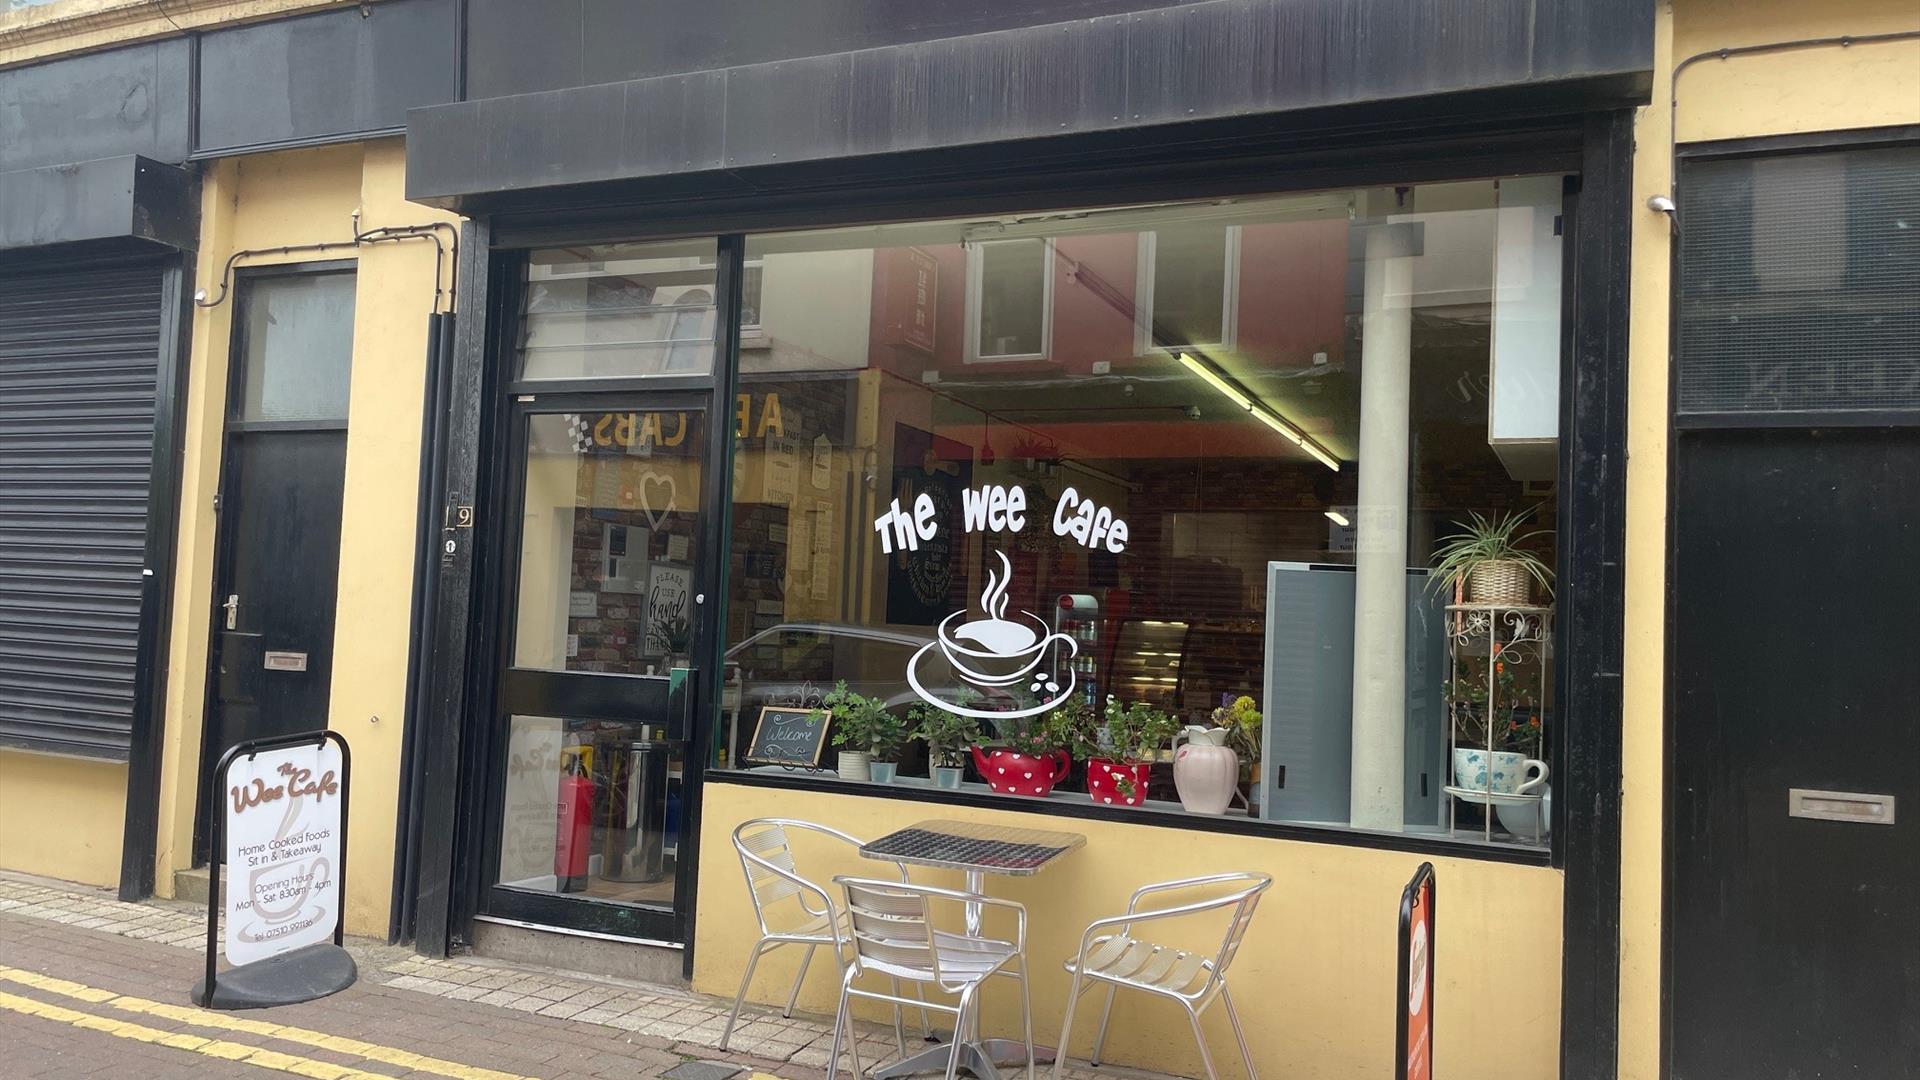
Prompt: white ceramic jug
<box><xmin>1173</xmin><ymin>725</ymin><xmax>1238</xmax><ymax>815</ymax></box>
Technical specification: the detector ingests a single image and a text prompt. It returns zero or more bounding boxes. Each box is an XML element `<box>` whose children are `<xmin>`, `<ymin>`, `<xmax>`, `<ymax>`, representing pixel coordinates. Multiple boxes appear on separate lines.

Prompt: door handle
<box><xmin>222</xmin><ymin>594</ymin><xmax>240</xmax><ymax>630</ymax></box>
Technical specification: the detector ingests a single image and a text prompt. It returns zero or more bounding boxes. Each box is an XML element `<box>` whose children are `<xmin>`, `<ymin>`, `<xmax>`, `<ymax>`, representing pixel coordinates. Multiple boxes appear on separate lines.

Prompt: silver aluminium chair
<box><xmin>722</xmin><ymin>819</ymin><xmax>926</xmax><ymax>1054</ymax></box>
<box><xmin>1053</xmin><ymin>872</ymin><xmax>1272</xmax><ymax>1080</ymax></box>
<box><xmin>829</xmin><ymin>875</ymin><xmax>1035</xmax><ymax>1080</ymax></box>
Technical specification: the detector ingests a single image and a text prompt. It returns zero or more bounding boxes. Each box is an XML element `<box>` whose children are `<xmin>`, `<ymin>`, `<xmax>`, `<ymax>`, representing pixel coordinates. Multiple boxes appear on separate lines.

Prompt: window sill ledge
<box><xmin>707</xmin><ymin>767</ymin><xmax>1555</xmax><ymax>867</ymax></box>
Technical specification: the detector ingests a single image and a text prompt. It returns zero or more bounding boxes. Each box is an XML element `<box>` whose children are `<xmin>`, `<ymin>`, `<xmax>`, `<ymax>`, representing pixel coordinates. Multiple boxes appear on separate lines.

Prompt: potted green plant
<box><xmin>1075</xmin><ymin>697</ymin><xmax>1176</xmax><ymax>807</ymax></box>
<box><xmin>911</xmin><ymin>701</ymin><xmax>983</xmax><ymax>790</ymax></box>
<box><xmin>864</xmin><ymin>707</ymin><xmax>910</xmax><ymax>783</ymax></box>
<box><xmin>816</xmin><ymin>681</ymin><xmax>905</xmax><ymax>782</ymax></box>
<box><xmin>1428</xmin><ymin>508</ymin><xmax>1554</xmax><ymax>605</ymax></box>
<box><xmin>1210</xmin><ymin>695</ymin><xmax>1263</xmax><ymax>763</ymax></box>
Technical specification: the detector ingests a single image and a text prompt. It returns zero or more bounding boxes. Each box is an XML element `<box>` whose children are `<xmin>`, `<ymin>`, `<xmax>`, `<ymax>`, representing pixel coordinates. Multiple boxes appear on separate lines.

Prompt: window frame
<box><xmin>963</xmin><ymin>237</ymin><xmax>1055</xmax><ymax>363</ymax></box>
<box><xmin>737</xmin><ymin>257</ymin><xmax>768</xmax><ymax>349</ymax></box>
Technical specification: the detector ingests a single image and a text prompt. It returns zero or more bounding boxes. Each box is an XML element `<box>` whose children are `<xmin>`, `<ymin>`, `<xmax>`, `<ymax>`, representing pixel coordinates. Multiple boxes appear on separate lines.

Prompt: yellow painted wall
<box><xmin>1617</xmin><ymin>4</ymin><xmax>1920</xmax><ymax>1078</ymax></box>
<box><xmin>696</xmin><ymin>783</ymin><xmax>1562</xmax><ymax>1079</ymax></box>
<box><xmin>151</xmin><ymin>140</ymin><xmax>456</xmax><ymax>939</ymax></box>
<box><xmin>1619</xmin><ymin>12</ymin><xmax>1676</xmax><ymax>1078</ymax></box>
<box><xmin>1671</xmin><ymin>0</ymin><xmax>1920</xmax><ymax>144</ymax></box>
<box><xmin>0</xmin><ymin>749</ymin><xmax>126</xmax><ymax>887</ymax></box>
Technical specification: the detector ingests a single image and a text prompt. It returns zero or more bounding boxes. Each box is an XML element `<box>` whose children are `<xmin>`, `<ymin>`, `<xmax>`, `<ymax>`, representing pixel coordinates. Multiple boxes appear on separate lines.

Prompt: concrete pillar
<box><xmin>1349</xmin><ymin>222</ymin><xmax>1418</xmax><ymax>830</ymax></box>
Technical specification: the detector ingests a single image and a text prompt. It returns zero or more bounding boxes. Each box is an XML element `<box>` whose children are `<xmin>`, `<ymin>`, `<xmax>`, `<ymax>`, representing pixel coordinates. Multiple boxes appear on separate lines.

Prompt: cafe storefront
<box><xmin>9</xmin><ymin>3</ymin><xmax>1917</xmax><ymax>1075</ymax></box>
<box><xmin>400</xmin><ymin>4</ymin><xmax>1647</xmax><ymax>1076</ymax></box>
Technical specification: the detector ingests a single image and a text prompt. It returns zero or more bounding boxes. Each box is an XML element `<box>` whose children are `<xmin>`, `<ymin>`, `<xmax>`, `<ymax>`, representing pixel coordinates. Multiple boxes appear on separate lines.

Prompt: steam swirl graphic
<box><xmin>981</xmin><ymin>551</ymin><xmax>1013</xmax><ymax>622</ymax></box>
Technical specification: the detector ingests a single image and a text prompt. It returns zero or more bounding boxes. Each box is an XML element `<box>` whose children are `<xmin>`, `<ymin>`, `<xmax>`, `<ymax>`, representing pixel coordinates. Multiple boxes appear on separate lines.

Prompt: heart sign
<box><xmin>638</xmin><ymin>471</ymin><xmax>677</xmax><ymax>531</ymax></box>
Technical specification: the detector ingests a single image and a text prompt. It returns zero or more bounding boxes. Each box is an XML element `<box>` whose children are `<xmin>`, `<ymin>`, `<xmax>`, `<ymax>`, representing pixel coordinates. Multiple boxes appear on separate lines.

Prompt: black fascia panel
<box><xmin>0</xmin><ymin>39</ymin><xmax>192</xmax><ymax>173</ymax></box>
<box><xmin>194</xmin><ymin>0</ymin><xmax>459</xmax><ymax>156</ymax></box>
<box><xmin>0</xmin><ymin>156</ymin><xmax>199</xmax><ymax>254</ymax></box>
<box><xmin>409</xmin><ymin>0</ymin><xmax>1652</xmax><ymax>208</ymax></box>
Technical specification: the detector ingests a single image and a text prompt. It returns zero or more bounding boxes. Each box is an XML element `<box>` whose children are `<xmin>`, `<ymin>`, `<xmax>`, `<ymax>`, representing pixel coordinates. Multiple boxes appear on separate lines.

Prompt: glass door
<box><xmin>479</xmin><ymin>397</ymin><xmax>711</xmax><ymax>942</ymax></box>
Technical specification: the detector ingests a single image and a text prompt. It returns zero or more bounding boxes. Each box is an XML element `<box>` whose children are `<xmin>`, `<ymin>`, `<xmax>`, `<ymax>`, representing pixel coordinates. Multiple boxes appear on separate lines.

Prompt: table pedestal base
<box><xmin>870</xmin><ymin>1038</ymin><xmax>1050</xmax><ymax>1079</ymax></box>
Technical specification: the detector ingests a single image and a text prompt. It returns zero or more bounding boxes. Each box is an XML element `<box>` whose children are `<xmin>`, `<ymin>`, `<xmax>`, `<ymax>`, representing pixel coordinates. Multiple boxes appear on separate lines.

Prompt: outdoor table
<box><xmin>858</xmin><ymin>818</ymin><xmax>1086</xmax><ymax>1080</ymax></box>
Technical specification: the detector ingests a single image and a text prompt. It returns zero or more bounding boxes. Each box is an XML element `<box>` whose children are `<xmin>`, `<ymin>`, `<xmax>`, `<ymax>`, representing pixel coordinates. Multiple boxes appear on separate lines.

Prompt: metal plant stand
<box><xmin>1444</xmin><ymin>603</ymin><xmax>1553</xmax><ymax>845</ymax></box>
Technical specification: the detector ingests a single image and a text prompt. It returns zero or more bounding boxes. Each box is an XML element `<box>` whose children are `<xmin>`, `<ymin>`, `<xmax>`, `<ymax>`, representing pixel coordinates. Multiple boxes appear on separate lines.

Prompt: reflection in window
<box><xmin>739</xmin><ymin>260</ymin><xmax>765</xmax><ymax>331</ymax></box>
<box><xmin>495</xmin><ymin>714</ymin><xmax>682</xmax><ymax>908</ymax></box>
<box><xmin>519</xmin><ymin>240</ymin><xmax>718</xmax><ymax>380</ymax></box>
<box><xmin>1140</xmin><ymin>224</ymin><xmax>1234</xmax><ymax>350</ymax></box>
<box><xmin>969</xmin><ymin>239</ymin><xmax>1051</xmax><ymax>360</ymax></box>
<box><xmin>513</xmin><ymin>410</ymin><xmax>705</xmax><ymax>675</ymax></box>
<box><xmin>1677</xmin><ymin>145</ymin><xmax>1920</xmax><ymax>415</ymax></box>
<box><xmin>719</xmin><ymin>181</ymin><xmax>1566</xmax><ymax>849</ymax></box>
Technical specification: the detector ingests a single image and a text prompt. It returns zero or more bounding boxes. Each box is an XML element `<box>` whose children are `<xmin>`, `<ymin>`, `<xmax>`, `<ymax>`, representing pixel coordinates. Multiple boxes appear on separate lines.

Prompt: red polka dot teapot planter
<box><xmin>1086</xmin><ymin>759</ymin><xmax>1152</xmax><ymax>807</ymax></box>
<box><xmin>970</xmin><ymin>745</ymin><xmax>1070</xmax><ymax>797</ymax></box>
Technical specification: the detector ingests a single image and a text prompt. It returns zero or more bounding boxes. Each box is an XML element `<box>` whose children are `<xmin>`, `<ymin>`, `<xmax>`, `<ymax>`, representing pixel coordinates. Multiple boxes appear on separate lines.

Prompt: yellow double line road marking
<box><xmin>0</xmin><ymin>965</ymin><xmax>535</xmax><ymax>1080</ymax></box>
<box><xmin>0</xmin><ymin>990</ymin><xmax>399</xmax><ymax>1080</ymax></box>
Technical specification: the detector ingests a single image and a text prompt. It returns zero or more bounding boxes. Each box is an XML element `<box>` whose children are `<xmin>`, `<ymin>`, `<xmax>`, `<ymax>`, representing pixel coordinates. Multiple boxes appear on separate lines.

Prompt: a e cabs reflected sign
<box><xmin>1397</xmin><ymin>863</ymin><xmax>1436</xmax><ymax>1080</ymax></box>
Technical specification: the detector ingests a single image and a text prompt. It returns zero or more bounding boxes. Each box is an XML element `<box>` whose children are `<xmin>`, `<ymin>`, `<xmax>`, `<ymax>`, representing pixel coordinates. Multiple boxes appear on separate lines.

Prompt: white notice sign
<box><xmin>223</xmin><ymin>740</ymin><xmax>344</xmax><ymax>966</ymax></box>
<box><xmin>764</xmin><ymin>433</ymin><xmax>799</xmax><ymax>503</ymax></box>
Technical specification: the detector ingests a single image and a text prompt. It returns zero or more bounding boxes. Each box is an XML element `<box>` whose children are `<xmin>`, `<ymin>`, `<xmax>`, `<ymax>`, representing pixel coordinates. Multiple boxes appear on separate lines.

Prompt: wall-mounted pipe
<box><xmin>1665</xmin><ymin>29</ymin><xmax>1920</xmax><ymax>200</ymax></box>
<box><xmin>192</xmin><ymin>219</ymin><xmax>460</xmax><ymax>312</ymax></box>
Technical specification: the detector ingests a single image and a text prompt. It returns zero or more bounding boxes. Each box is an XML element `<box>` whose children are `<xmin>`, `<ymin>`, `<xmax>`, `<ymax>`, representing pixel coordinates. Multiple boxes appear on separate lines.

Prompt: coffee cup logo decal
<box><xmin>908</xmin><ymin>551</ymin><xmax>1078</xmax><ymax>718</ymax></box>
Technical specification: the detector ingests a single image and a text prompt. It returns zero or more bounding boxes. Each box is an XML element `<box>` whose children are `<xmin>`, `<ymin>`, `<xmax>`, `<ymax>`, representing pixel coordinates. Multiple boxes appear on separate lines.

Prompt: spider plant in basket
<box><xmin>1429</xmin><ymin>508</ymin><xmax>1555</xmax><ymax>607</ymax></box>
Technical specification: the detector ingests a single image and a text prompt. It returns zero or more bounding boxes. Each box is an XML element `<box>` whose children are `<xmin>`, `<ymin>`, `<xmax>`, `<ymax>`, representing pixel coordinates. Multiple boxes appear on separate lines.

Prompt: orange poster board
<box><xmin>1397</xmin><ymin>863</ymin><xmax>1436</xmax><ymax>1080</ymax></box>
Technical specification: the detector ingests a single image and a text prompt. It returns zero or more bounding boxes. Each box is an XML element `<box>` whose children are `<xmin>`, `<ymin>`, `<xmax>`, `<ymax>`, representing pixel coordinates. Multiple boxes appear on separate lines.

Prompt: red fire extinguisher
<box><xmin>555</xmin><ymin>747</ymin><xmax>595</xmax><ymax>893</ymax></box>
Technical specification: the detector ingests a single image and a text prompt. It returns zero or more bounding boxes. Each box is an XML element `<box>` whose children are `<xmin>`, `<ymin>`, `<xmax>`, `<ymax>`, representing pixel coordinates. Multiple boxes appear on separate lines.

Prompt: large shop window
<box><xmin>717</xmin><ymin>178</ymin><xmax>1567</xmax><ymax>849</ymax></box>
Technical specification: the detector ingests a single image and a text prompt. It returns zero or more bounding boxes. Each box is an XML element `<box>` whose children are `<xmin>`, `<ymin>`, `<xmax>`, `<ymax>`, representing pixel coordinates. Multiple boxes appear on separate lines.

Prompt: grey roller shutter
<box><xmin>0</xmin><ymin>264</ymin><xmax>165</xmax><ymax>758</ymax></box>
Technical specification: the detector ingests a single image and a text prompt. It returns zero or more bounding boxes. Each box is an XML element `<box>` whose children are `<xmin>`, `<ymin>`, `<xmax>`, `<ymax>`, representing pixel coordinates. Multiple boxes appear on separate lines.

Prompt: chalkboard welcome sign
<box><xmin>745</xmin><ymin>706</ymin><xmax>831</xmax><ymax>768</ymax></box>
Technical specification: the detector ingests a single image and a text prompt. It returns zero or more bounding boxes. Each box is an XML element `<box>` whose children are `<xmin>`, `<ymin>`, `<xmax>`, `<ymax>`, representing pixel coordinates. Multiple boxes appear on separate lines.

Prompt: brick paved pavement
<box><xmin>0</xmin><ymin>874</ymin><xmax>1171</xmax><ymax>1080</ymax></box>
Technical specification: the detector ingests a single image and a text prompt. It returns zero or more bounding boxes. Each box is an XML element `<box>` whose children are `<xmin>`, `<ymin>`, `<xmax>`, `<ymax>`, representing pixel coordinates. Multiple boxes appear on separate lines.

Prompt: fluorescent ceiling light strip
<box><xmin>1177</xmin><ymin>352</ymin><xmax>1251</xmax><ymax>410</ymax></box>
<box><xmin>1249</xmin><ymin>405</ymin><xmax>1304</xmax><ymax>445</ymax></box>
<box><xmin>1273</xmin><ymin>415</ymin><xmax>1342</xmax><ymax>471</ymax></box>
<box><xmin>1325</xmin><ymin>510</ymin><xmax>1351</xmax><ymax>527</ymax></box>
<box><xmin>1300</xmin><ymin>441</ymin><xmax>1342</xmax><ymax>472</ymax></box>
<box><xmin>1180</xmin><ymin>351</ymin><xmax>1341</xmax><ymax>472</ymax></box>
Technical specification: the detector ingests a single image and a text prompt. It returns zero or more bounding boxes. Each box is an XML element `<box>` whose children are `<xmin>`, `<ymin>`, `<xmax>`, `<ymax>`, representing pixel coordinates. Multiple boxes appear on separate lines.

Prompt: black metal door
<box><xmin>196</xmin><ymin>266</ymin><xmax>355</xmax><ymax>860</ymax></box>
<box><xmin>1669</xmin><ymin>427</ymin><xmax>1920</xmax><ymax>1076</ymax></box>
<box><xmin>205</xmin><ymin>433</ymin><xmax>348</xmax><ymax>750</ymax></box>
